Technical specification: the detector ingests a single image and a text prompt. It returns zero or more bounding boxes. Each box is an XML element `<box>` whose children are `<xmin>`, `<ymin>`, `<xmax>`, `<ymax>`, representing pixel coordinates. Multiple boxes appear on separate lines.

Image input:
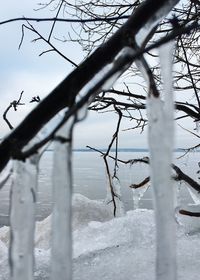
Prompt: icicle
<box><xmin>147</xmin><ymin>41</ymin><xmax>176</xmax><ymax>280</ymax></box>
<box><xmin>195</xmin><ymin>120</ymin><xmax>200</xmax><ymax>133</ymax></box>
<box><xmin>132</xmin><ymin>184</ymin><xmax>149</xmax><ymax>210</ymax></box>
<box><xmin>9</xmin><ymin>153</ymin><xmax>39</xmax><ymax>280</ymax></box>
<box><xmin>50</xmin><ymin>116</ymin><xmax>75</xmax><ymax>280</ymax></box>
<box><xmin>112</xmin><ymin>177</ymin><xmax>125</xmax><ymax>217</ymax></box>
<box><xmin>105</xmin><ymin>176</ymin><xmax>125</xmax><ymax>217</ymax></box>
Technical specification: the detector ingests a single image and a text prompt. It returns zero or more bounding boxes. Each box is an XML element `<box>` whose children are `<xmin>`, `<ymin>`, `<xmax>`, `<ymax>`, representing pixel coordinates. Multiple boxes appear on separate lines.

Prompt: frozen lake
<box><xmin>0</xmin><ymin>150</ymin><xmax>199</xmax><ymax>225</ymax></box>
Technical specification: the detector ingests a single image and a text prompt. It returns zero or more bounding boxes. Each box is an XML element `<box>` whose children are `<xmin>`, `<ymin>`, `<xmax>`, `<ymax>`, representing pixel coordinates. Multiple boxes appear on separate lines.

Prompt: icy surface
<box><xmin>1</xmin><ymin>194</ymin><xmax>200</xmax><ymax>280</ymax></box>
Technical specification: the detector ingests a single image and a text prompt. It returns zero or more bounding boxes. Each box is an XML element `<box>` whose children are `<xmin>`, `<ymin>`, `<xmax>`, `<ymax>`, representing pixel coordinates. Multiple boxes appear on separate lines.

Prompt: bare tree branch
<box><xmin>3</xmin><ymin>91</ymin><xmax>25</xmax><ymax>130</ymax></box>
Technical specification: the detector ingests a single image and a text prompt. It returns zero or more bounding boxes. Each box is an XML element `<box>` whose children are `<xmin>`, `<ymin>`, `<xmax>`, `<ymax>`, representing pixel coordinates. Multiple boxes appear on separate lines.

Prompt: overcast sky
<box><xmin>0</xmin><ymin>1</ymin><xmax>198</xmax><ymax>149</ymax></box>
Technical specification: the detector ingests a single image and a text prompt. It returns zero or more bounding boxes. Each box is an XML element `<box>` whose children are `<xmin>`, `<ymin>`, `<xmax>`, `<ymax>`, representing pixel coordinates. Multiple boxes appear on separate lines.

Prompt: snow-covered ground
<box><xmin>0</xmin><ymin>193</ymin><xmax>200</xmax><ymax>280</ymax></box>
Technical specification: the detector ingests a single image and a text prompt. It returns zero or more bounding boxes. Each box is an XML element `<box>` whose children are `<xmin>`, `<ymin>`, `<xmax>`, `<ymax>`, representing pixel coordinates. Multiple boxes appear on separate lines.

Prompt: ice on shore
<box><xmin>0</xmin><ymin>194</ymin><xmax>200</xmax><ymax>280</ymax></box>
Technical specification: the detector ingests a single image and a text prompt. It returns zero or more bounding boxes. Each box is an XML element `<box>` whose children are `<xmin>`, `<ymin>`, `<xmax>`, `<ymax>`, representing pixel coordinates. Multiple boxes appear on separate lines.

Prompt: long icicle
<box><xmin>147</xmin><ymin>41</ymin><xmax>176</xmax><ymax>280</ymax></box>
<box><xmin>9</xmin><ymin>154</ymin><xmax>39</xmax><ymax>280</ymax></box>
<box><xmin>50</xmin><ymin>116</ymin><xmax>75</xmax><ymax>280</ymax></box>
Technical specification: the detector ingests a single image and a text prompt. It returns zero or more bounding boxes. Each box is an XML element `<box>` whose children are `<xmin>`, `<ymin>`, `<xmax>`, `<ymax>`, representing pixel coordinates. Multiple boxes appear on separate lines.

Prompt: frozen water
<box><xmin>1</xmin><ymin>194</ymin><xmax>200</xmax><ymax>280</ymax></box>
<box><xmin>72</xmin><ymin>194</ymin><xmax>113</xmax><ymax>230</ymax></box>
<box><xmin>34</xmin><ymin>194</ymin><xmax>114</xmax><ymax>250</ymax></box>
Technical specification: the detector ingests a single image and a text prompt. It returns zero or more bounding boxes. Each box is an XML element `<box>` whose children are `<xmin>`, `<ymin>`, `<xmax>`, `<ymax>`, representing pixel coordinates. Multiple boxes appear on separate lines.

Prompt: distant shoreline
<box><xmin>46</xmin><ymin>148</ymin><xmax>200</xmax><ymax>153</ymax></box>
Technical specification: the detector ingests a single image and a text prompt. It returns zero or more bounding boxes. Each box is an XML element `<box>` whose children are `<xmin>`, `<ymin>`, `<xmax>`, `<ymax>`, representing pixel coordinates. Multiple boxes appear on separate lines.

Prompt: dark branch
<box><xmin>0</xmin><ymin>0</ymin><xmax>180</xmax><ymax>172</ymax></box>
<box><xmin>0</xmin><ymin>15</ymin><xmax>130</xmax><ymax>26</ymax></box>
<box><xmin>3</xmin><ymin>91</ymin><xmax>25</xmax><ymax>130</ymax></box>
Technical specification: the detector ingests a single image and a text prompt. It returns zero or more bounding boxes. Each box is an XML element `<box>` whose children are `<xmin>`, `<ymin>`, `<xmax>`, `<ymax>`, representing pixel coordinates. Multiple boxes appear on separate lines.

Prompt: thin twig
<box><xmin>3</xmin><ymin>91</ymin><xmax>25</xmax><ymax>130</ymax></box>
<box><xmin>48</xmin><ymin>0</ymin><xmax>64</xmax><ymax>42</ymax></box>
<box><xmin>0</xmin><ymin>15</ymin><xmax>129</xmax><ymax>26</ymax></box>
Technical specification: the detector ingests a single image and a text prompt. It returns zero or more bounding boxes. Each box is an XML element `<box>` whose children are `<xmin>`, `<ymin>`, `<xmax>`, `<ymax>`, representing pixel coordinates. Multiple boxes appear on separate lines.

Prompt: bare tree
<box><xmin>0</xmin><ymin>1</ymin><xmax>200</xmax><ymax>279</ymax></box>
<box><xmin>0</xmin><ymin>0</ymin><xmax>199</xmax><ymax>200</ymax></box>
<box><xmin>31</xmin><ymin>0</ymin><xmax>200</xmax><ymax>202</ymax></box>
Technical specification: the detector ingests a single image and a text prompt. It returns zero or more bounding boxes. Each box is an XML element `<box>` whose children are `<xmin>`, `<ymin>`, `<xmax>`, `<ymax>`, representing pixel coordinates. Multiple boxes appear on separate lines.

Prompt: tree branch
<box><xmin>0</xmin><ymin>0</ymin><xmax>180</xmax><ymax>172</ymax></box>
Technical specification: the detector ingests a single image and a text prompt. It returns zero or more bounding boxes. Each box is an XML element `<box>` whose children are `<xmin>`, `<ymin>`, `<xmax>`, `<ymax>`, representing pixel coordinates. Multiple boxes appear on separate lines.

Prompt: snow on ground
<box><xmin>0</xmin><ymin>193</ymin><xmax>200</xmax><ymax>280</ymax></box>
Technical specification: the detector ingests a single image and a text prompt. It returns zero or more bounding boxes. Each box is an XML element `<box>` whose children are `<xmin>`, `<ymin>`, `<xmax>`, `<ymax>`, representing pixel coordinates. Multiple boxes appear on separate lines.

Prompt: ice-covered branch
<box><xmin>0</xmin><ymin>0</ymin><xmax>180</xmax><ymax>173</ymax></box>
<box><xmin>9</xmin><ymin>154</ymin><xmax>39</xmax><ymax>280</ymax></box>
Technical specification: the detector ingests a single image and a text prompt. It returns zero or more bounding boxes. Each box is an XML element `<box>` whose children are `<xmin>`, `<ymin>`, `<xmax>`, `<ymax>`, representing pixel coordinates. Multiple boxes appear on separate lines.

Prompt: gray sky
<box><xmin>0</xmin><ymin>1</ymin><xmax>198</xmax><ymax>149</ymax></box>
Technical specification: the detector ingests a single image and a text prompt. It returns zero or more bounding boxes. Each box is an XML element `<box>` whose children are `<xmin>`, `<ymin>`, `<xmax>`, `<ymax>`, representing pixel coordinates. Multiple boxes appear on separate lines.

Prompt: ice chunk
<box><xmin>2</xmin><ymin>205</ymin><xmax>200</xmax><ymax>279</ymax></box>
<box><xmin>72</xmin><ymin>194</ymin><xmax>113</xmax><ymax>230</ymax></box>
<box><xmin>34</xmin><ymin>194</ymin><xmax>114</xmax><ymax>250</ymax></box>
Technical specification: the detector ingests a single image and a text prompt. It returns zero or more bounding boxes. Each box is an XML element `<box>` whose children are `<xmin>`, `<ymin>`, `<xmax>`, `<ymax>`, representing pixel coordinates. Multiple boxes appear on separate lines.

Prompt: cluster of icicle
<box><xmin>0</xmin><ymin>3</ymin><xmax>178</xmax><ymax>280</ymax></box>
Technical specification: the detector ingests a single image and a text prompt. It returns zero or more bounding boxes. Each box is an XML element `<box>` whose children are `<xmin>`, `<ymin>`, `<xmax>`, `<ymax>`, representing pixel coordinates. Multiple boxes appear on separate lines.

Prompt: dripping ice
<box><xmin>9</xmin><ymin>153</ymin><xmax>39</xmax><ymax>280</ymax></box>
<box><xmin>147</xmin><ymin>41</ymin><xmax>176</xmax><ymax>280</ymax></box>
<box><xmin>50</xmin><ymin>116</ymin><xmax>75</xmax><ymax>280</ymax></box>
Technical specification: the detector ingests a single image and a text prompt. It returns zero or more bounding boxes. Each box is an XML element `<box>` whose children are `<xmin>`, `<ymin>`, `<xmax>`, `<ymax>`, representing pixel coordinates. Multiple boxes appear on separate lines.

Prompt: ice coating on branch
<box><xmin>77</xmin><ymin>47</ymin><xmax>134</xmax><ymax>104</ymax></box>
<box><xmin>37</xmin><ymin>109</ymin><xmax>66</xmax><ymax>139</ymax></box>
<box><xmin>77</xmin><ymin>63</ymin><xmax>113</xmax><ymax>102</ymax></box>
<box><xmin>76</xmin><ymin>103</ymin><xmax>89</xmax><ymax>122</ymax></box>
<box><xmin>9</xmin><ymin>154</ymin><xmax>39</xmax><ymax>280</ymax></box>
<box><xmin>105</xmin><ymin>176</ymin><xmax>125</xmax><ymax>217</ymax></box>
<box><xmin>23</xmin><ymin>109</ymin><xmax>66</xmax><ymax>148</ymax></box>
<box><xmin>50</xmin><ymin>116</ymin><xmax>75</xmax><ymax>280</ymax></box>
<box><xmin>147</xmin><ymin>41</ymin><xmax>176</xmax><ymax>280</ymax></box>
<box><xmin>135</xmin><ymin>0</ymin><xmax>179</xmax><ymax>46</ymax></box>
<box><xmin>132</xmin><ymin>184</ymin><xmax>149</xmax><ymax>210</ymax></box>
